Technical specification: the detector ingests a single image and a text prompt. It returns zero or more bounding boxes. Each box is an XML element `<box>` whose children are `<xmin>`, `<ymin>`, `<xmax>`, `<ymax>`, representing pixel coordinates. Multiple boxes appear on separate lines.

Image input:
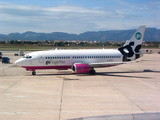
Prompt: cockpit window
<box><xmin>23</xmin><ymin>55</ymin><xmax>32</xmax><ymax>59</ymax></box>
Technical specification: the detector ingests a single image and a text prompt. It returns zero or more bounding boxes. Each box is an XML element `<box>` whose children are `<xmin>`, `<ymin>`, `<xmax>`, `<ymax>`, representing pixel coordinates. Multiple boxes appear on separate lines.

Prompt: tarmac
<box><xmin>0</xmin><ymin>50</ymin><xmax>160</xmax><ymax>120</ymax></box>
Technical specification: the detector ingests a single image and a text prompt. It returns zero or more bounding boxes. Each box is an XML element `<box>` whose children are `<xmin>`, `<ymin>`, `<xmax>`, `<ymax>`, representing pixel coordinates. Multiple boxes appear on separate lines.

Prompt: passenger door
<box><xmin>39</xmin><ymin>53</ymin><xmax>44</xmax><ymax>63</ymax></box>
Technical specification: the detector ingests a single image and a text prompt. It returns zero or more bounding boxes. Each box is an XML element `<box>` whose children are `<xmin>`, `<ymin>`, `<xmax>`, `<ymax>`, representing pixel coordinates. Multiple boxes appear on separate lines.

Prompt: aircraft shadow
<box><xmin>76</xmin><ymin>69</ymin><xmax>160</xmax><ymax>79</ymax></box>
<box><xmin>69</xmin><ymin>112</ymin><xmax>160</xmax><ymax>120</ymax></box>
<box><xmin>37</xmin><ymin>72</ymin><xmax>73</xmax><ymax>76</ymax></box>
<box><xmin>35</xmin><ymin>69</ymin><xmax>160</xmax><ymax>79</ymax></box>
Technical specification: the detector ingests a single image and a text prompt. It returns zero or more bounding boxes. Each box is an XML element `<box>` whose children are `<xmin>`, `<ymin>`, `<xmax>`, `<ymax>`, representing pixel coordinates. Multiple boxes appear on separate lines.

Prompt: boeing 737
<box><xmin>15</xmin><ymin>25</ymin><xmax>146</xmax><ymax>75</ymax></box>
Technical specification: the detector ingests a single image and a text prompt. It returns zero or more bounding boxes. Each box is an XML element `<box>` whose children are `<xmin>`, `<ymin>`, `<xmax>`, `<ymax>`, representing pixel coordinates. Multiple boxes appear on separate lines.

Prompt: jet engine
<box><xmin>72</xmin><ymin>63</ymin><xmax>90</xmax><ymax>73</ymax></box>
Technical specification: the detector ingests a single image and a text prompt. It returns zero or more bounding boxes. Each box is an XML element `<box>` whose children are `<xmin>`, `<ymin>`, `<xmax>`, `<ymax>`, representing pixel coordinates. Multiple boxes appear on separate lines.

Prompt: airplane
<box><xmin>15</xmin><ymin>25</ymin><xmax>146</xmax><ymax>75</ymax></box>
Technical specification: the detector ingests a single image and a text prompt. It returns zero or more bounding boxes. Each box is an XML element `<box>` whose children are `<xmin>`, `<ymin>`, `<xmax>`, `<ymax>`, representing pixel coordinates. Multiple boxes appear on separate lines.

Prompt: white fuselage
<box><xmin>15</xmin><ymin>49</ymin><xmax>123</xmax><ymax>71</ymax></box>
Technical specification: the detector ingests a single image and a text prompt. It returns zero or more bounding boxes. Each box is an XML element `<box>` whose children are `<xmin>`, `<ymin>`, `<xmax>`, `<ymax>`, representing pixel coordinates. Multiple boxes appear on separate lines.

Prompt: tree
<box><xmin>10</xmin><ymin>40</ymin><xmax>15</xmax><ymax>44</ymax></box>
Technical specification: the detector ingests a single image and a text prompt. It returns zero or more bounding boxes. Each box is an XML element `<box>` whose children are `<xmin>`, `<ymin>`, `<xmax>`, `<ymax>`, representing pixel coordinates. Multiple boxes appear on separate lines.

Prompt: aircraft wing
<box><xmin>88</xmin><ymin>61</ymin><xmax>136</xmax><ymax>68</ymax></box>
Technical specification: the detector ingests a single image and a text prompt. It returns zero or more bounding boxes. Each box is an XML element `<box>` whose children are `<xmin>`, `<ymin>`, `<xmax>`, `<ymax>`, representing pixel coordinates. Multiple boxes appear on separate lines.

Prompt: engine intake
<box><xmin>72</xmin><ymin>63</ymin><xmax>90</xmax><ymax>73</ymax></box>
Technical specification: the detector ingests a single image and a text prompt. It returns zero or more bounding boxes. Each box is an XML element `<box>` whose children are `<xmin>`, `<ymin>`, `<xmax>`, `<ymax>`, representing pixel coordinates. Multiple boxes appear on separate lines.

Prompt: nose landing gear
<box><xmin>26</xmin><ymin>68</ymin><xmax>36</xmax><ymax>75</ymax></box>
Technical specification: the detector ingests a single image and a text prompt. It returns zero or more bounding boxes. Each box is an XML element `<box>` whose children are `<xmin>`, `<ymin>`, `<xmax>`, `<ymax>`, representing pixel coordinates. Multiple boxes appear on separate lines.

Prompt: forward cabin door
<box><xmin>39</xmin><ymin>53</ymin><xmax>44</xmax><ymax>63</ymax></box>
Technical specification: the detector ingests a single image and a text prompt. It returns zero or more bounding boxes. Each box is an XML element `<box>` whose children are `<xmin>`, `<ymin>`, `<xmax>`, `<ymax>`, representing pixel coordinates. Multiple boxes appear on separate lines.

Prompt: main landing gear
<box><xmin>89</xmin><ymin>69</ymin><xmax>96</xmax><ymax>75</ymax></box>
<box><xmin>32</xmin><ymin>71</ymin><xmax>36</xmax><ymax>75</ymax></box>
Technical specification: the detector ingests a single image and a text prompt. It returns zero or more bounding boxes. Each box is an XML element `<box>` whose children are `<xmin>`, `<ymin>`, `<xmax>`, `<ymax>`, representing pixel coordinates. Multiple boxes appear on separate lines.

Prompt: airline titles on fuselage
<box><xmin>46</xmin><ymin>60</ymin><xmax>65</xmax><ymax>65</ymax></box>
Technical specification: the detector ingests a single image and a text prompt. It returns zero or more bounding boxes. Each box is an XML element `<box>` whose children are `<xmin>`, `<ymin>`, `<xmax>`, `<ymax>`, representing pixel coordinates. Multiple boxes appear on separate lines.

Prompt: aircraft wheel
<box><xmin>89</xmin><ymin>70</ymin><xmax>96</xmax><ymax>75</ymax></box>
<box><xmin>32</xmin><ymin>71</ymin><xmax>36</xmax><ymax>75</ymax></box>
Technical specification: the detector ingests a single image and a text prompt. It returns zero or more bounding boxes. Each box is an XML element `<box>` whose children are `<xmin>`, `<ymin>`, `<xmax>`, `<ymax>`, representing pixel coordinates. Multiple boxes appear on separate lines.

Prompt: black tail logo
<box><xmin>118</xmin><ymin>42</ymin><xmax>141</xmax><ymax>61</ymax></box>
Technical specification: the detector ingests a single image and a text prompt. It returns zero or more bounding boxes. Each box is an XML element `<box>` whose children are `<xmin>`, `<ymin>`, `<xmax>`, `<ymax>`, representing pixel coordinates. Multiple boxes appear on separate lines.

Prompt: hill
<box><xmin>0</xmin><ymin>28</ymin><xmax>160</xmax><ymax>41</ymax></box>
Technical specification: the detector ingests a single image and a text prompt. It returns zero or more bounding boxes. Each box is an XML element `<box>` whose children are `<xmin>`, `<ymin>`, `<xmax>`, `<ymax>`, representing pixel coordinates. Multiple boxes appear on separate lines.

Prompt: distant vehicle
<box><xmin>2</xmin><ymin>57</ymin><xmax>10</xmax><ymax>63</ymax></box>
<box><xmin>15</xmin><ymin>26</ymin><xmax>146</xmax><ymax>75</ymax></box>
<box><xmin>0</xmin><ymin>52</ymin><xmax>2</xmax><ymax>59</ymax></box>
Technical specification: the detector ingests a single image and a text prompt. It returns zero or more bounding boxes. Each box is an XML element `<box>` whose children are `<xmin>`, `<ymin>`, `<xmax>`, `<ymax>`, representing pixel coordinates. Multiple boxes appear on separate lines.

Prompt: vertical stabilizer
<box><xmin>118</xmin><ymin>25</ymin><xmax>146</xmax><ymax>61</ymax></box>
<box><xmin>123</xmin><ymin>25</ymin><xmax>146</xmax><ymax>52</ymax></box>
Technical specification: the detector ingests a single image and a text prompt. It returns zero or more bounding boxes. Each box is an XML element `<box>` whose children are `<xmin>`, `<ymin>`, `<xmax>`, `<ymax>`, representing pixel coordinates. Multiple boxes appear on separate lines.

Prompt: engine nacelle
<box><xmin>72</xmin><ymin>63</ymin><xmax>90</xmax><ymax>73</ymax></box>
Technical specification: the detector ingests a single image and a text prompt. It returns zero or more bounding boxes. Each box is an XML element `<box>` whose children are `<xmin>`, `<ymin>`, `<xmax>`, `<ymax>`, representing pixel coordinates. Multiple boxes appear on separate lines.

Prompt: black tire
<box><xmin>32</xmin><ymin>71</ymin><xmax>36</xmax><ymax>75</ymax></box>
<box><xmin>89</xmin><ymin>70</ymin><xmax>96</xmax><ymax>75</ymax></box>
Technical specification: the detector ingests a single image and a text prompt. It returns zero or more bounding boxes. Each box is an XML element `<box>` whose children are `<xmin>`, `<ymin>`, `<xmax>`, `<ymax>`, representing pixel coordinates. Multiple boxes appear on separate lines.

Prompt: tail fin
<box><xmin>118</xmin><ymin>25</ymin><xmax>146</xmax><ymax>61</ymax></box>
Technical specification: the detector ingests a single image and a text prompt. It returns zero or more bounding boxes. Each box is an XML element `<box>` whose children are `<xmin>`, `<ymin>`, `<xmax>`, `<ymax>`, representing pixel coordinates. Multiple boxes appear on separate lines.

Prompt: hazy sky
<box><xmin>0</xmin><ymin>0</ymin><xmax>159</xmax><ymax>34</ymax></box>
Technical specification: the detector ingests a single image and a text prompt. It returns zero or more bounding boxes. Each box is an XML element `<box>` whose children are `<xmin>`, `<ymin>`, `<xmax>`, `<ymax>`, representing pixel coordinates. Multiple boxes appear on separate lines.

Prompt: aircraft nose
<box><xmin>15</xmin><ymin>59</ymin><xmax>22</xmax><ymax>66</ymax></box>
